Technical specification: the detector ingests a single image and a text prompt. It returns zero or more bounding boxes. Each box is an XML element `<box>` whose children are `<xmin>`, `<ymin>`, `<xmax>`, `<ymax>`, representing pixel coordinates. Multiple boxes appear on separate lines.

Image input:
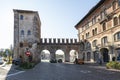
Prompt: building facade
<box><xmin>13</xmin><ymin>9</ymin><xmax>41</xmax><ymax>62</ymax></box>
<box><xmin>75</xmin><ymin>0</ymin><xmax>120</xmax><ymax>62</ymax></box>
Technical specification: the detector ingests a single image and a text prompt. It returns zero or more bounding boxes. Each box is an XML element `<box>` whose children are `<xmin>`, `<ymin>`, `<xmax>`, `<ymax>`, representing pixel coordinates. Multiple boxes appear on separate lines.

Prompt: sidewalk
<box><xmin>85</xmin><ymin>62</ymin><xmax>120</xmax><ymax>72</ymax></box>
<box><xmin>0</xmin><ymin>64</ymin><xmax>13</xmax><ymax>71</ymax></box>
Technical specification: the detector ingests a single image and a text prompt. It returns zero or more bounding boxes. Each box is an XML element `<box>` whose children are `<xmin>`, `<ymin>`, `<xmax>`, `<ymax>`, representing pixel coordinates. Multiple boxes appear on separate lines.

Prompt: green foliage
<box><xmin>0</xmin><ymin>49</ymin><xmax>13</xmax><ymax>57</ymax></box>
<box><xmin>20</xmin><ymin>62</ymin><xmax>36</xmax><ymax>69</ymax></box>
<box><xmin>106</xmin><ymin>61</ymin><xmax>120</xmax><ymax>70</ymax></box>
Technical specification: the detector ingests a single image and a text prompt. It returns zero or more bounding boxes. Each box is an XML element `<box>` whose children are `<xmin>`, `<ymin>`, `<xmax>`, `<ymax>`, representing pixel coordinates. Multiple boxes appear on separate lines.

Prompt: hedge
<box><xmin>106</xmin><ymin>61</ymin><xmax>120</xmax><ymax>70</ymax></box>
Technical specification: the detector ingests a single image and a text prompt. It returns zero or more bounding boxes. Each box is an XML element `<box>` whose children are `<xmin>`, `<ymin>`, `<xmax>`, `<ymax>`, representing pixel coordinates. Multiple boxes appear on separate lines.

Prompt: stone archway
<box><xmin>40</xmin><ymin>50</ymin><xmax>50</xmax><ymax>62</ymax></box>
<box><xmin>100</xmin><ymin>48</ymin><xmax>109</xmax><ymax>62</ymax></box>
<box><xmin>55</xmin><ymin>49</ymin><xmax>65</xmax><ymax>62</ymax></box>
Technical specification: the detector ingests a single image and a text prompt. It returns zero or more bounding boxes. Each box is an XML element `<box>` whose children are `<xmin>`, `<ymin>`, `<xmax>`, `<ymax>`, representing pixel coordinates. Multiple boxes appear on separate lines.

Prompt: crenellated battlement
<box><xmin>39</xmin><ymin>38</ymin><xmax>79</xmax><ymax>44</ymax></box>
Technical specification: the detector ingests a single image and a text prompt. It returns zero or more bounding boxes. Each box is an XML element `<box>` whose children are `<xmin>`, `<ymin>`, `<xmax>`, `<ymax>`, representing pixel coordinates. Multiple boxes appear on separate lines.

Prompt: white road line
<box><xmin>7</xmin><ymin>71</ymin><xmax>25</xmax><ymax>77</ymax></box>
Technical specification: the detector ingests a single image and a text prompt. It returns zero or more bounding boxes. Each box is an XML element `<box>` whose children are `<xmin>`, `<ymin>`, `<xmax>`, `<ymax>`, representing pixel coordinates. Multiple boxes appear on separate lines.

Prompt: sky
<box><xmin>0</xmin><ymin>0</ymin><xmax>100</xmax><ymax>49</ymax></box>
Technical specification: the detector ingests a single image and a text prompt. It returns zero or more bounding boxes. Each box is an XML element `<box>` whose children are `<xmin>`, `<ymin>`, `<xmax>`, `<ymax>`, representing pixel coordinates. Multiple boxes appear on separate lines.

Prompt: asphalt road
<box><xmin>2</xmin><ymin>62</ymin><xmax>120</xmax><ymax>80</ymax></box>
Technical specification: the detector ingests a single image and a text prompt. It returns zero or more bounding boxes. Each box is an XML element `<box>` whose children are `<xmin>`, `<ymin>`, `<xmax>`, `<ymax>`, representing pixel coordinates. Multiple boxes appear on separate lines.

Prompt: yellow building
<box><xmin>75</xmin><ymin>0</ymin><xmax>120</xmax><ymax>63</ymax></box>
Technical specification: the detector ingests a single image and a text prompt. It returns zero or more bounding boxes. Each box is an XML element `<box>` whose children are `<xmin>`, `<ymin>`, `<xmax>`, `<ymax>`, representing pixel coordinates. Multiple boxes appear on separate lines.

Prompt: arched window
<box><xmin>86</xmin><ymin>42</ymin><xmax>91</xmax><ymax>49</ymax></box>
<box><xmin>92</xmin><ymin>40</ymin><xmax>97</xmax><ymax>47</ymax></box>
<box><xmin>20</xmin><ymin>15</ymin><xmax>23</xmax><ymax>20</ymax></box>
<box><xmin>101</xmin><ymin>36</ymin><xmax>108</xmax><ymax>46</ymax></box>
<box><xmin>102</xmin><ymin>23</ymin><xmax>106</xmax><ymax>31</ymax></box>
<box><xmin>92</xmin><ymin>29</ymin><xmax>95</xmax><ymax>36</ymax></box>
<box><xmin>113</xmin><ymin>1</ymin><xmax>117</xmax><ymax>10</ymax></box>
<box><xmin>114</xmin><ymin>32</ymin><xmax>120</xmax><ymax>41</ymax></box>
<box><xmin>95</xmin><ymin>28</ymin><xmax>97</xmax><ymax>34</ymax></box>
<box><xmin>118</xmin><ymin>0</ymin><xmax>120</xmax><ymax>6</ymax></box>
<box><xmin>21</xmin><ymin>30</ymin><xmax>24</xmax><ymax>35</ymax></box>
<box><xmin>80</xmin><ymin>42</ymin><xmax>84</xmax><ymax>50</ymax></box>
<box><xmin>113</xmin><ymin>17</ymin><xmax>118</xmax><ymax>26</ymax></box>
<box><xmin>19</xmin><ymin>42</ymin><xmax>23</xmax><ymax>48</ymax></box>
<box><xmin>27</xmin><ymin>30</ymin><xmax>31</xmax><ymax>35</ymax></box>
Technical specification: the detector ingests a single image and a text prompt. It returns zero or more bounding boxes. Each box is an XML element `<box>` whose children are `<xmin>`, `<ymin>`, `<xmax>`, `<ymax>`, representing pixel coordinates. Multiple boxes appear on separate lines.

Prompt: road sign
<box><xmin>25</xmin><ymin>51</ymin><xmax>31</xmax><ymax>56</ymax></box>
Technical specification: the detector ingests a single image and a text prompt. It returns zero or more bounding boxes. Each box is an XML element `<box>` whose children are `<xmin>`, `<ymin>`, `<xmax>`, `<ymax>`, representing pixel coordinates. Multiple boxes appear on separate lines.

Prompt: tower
<box><xmin>13</xmin><ymin>9</ymin><xmax>41</xmax><ymax>62</ymax></box>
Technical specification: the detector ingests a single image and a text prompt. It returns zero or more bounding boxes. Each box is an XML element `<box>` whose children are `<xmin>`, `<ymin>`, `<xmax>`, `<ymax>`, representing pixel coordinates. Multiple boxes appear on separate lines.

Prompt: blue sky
<box><xmin>0</xmin><ymin>0</ymin><xmax>100</xmax><ymax>49</ymax></box>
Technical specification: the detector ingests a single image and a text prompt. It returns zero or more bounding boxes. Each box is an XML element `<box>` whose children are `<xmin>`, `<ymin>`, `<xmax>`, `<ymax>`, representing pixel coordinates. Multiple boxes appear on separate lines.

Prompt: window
<box><xmin>101</xmin><ymin>36</ymin><xmax>108</xmax><ymax>46</ymax></box>
<box><xmin>82</xmin><ymin>26</ymin><xmax>85</xmax><ymax>31</ymax></box>
<box><xmin>92</xmin><ymin>40</ymin><xmax>97</xmax><ymax>47</ymax></box>
<box><xmin>118</xmin><ymin>0</ymin><xmax>120</xmax><ymax>6</ymax></box>
<box><xmin>86</xmin><ymin>42</ymin><xmax>91</xmax><ymax>49</ymax></box>
<box><xmin>86</xmin><ymin>32</ymin><xmax>89</xmax><ymax>39</ymax></box>
<box><xmin>88</xmin><ymin>32</ymin><xmax>89</xmax><ymax>37</ymax></box>
<box><xmin>28</xmin><ymin>42</ymin><xmax>32</xmax><ymax>48</ymax></box>
<box><xmin>20</xmin><ymin>42</ymin><xmax>23</xmax><ymax>48</ymax></box>
<box><xmin>114</xmin><ymin>32</ymin><xmax>120</xmax><ymax>41</ymax></box>
<box><xmin>102</xmin><ymin>23</ymin><xmax>106</xmax><ymax>31</ymax></box>
<box><xmin>82</xmin><ymin>35</ymin><xmax>84</xmax><ymax>40</ymax></box>
<box><xmin>113</xmin><ymin>2</ymin><xmax>117</xmax><ymax>10</ymax></box>
<box><xmin>119</xmin><ymin>15</ymin><xmax>120</xmax><ymax>24</ymax></box>
<box><xmin>85</xmin><ymin>23</ymin><xmax>89</xmax><ymax>29</ymax></box>
<box><xmin>86</xmin><ymin>33</ymin><xmax>87</xmax><ymax>39</ymax></box>
<box><xmin>95</xmin><ymin>28</ymin><xmax>97</xmax><ymax>35</ymax></box>
<box><xmin>20</xmin><ymin>15</ymin><xmax>23</xmax><ymax>20</ymax></box>
<box><xmin>92</xmin><ymin>29</ymin><xmax>95</xmax><ymax>36</ymax></box>
<box><xmin>100</xmin><ymin>11</ymin><xmax>105</xmax><ymax>20</ymax></box>
<box><xmin>113</xmin><ymin>17</ymin><xmax>118</xmax><ymax>26</ymax></box>
<box><xmin>27</xmin><ymin>30</ymin><xmax>31</xmax><ymax>35</ymax></box>
<box><xmin>92</xmin><ymin>16</ymin><xmax>96</xmax><ymax>25</ymax></box>
<box><xmin>21</xmin><ymin>30</ymin><xmax>24</xmax><ymax>35</ymax></box>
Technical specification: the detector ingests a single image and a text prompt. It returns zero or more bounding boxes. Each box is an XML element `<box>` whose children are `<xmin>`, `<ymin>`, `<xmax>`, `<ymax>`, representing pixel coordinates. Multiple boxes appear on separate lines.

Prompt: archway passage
<box><xmin>41</xmin><ymin>50</ymin><xmax>50</xmax><ymax>62</ymax></box>
<box><xmin>116</xmin><ymin>48</ymin><xmax>120</xmax><ymax>61</ymax></box>
<box><xmin>55</xmin><ymin>50</ymin><xmax>65</xmax><ymax>62</ymax></box>
<box><xmin>100</xmin><ymin>48</ymin><xmax>109</xmax><ymax>62</ymax></box>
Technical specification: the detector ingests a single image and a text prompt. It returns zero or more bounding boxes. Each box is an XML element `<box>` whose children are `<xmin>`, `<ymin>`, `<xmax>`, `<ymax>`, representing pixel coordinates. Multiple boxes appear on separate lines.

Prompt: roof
<box><xmin>13</xmin><ymin>9</ymin><xmax>38</xmax><ymax>13</ymax></box>
<box><xmin>75</xmin><ymin>0</ymin><xmax>105</xmax><ymax>29</ymax></box>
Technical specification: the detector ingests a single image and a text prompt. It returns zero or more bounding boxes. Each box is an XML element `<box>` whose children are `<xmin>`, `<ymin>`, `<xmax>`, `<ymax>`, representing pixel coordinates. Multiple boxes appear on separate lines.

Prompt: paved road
<box><xmin>3</xmin><ymin>62</ymin><xmax>120</xmax><ymax>80</ymax></box>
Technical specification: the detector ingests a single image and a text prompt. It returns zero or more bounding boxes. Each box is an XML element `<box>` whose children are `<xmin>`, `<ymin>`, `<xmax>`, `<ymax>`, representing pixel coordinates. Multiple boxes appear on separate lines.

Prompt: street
<box><xmin>1</xmin><ymin>62</ymin><xmax>120</xmax><ymax>80</ymax></box>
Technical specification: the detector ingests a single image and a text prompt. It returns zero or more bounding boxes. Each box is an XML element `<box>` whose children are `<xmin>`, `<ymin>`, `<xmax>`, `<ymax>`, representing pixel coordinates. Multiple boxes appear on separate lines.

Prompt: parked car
<box><xmin>77</xmin><ymin>59</ymin><xmax>84</xmax><ymax>64</ymax></box>
<box><xmin>0</xmin><ymin>57</ymin><xmax>3</xmax><ymax>65</ymax></box>
<box><xmin>74</xmin><ymin>59</ymin><xmax>84</xmax><ymax>64</ymax></box>
<box><xmin>12</xmin><ymin>58</ymin><xmax>22</xmax><ymax>65</ymax></box>
<box><xmin>58</xmin><ymin>59</ymin><xmax>62</xmax><ymax>63</ymax></box>
<box><xmin>50</xmin><ymin>59</ymin><xmax>57</xmax><ymax>63</ymax></box>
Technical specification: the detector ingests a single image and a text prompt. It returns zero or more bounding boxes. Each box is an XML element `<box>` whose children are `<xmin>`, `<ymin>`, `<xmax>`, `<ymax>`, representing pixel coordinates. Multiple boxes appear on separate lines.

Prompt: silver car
<box><xmin>0</xmin><ymin>57</ymin><xmax>3</xmax><ymax>65</ymax></box>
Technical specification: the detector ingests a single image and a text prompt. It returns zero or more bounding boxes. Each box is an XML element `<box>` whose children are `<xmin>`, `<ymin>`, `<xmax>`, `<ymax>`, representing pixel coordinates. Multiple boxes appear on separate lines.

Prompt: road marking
<box><xmin>7</xmin><ymin>71</ymin><xmax>25</xmax><ymax>77</ymax></box>
<box><xmin>80</xmin><ymin>70</ymin><xmax>91</xmax><ymax>73</ymax></box>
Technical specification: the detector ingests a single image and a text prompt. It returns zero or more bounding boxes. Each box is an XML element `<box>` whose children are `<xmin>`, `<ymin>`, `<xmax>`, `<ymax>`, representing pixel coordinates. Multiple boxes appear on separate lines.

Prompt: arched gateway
<box><xmin>38</xmin><ymin>38</ymin><xmax>81</xmax><ymax>62</ymax></box>
<box><xmin>13</xmin><ymin>9</ymin><xmax>81</xmax><ymax>63</ymax></box>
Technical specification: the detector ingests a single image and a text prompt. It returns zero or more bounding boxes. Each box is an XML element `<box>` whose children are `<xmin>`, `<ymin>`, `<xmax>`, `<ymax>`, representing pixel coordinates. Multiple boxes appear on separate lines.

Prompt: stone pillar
<box><xmin>50</xmin><ymin>50</ymin><xmax>56</xmax><ymax>60</ymax></box>
<box><xmin>90</xmin><ymin>51</ymin><xmax>94</xmax><ymax>62</ymax></box>
<box><xmin>109</xmin><ymin>46</ymin><xmax>114</xmax><ymax>61</ymax></box>
<box><xmin>65</xmin><ymin>48</ymin><xmax>70</xmax><ymax>62</ymax></box>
